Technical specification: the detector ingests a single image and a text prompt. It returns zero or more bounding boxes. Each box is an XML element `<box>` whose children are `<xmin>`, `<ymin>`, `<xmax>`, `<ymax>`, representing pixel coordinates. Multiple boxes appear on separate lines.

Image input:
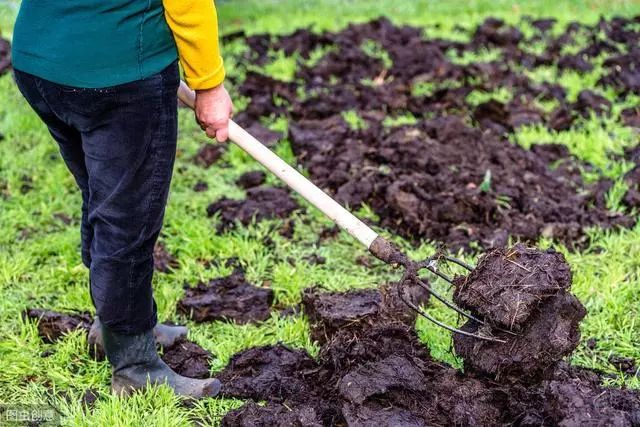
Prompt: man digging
<box><xmin>12</xmin><ymin>0</ymin><xmax>232</xmax><ymax>397</ymax></box>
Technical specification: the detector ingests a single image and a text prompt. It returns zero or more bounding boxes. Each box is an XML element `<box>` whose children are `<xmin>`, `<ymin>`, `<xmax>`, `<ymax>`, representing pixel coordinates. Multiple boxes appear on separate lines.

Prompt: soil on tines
<box><xmin>23</xmin><ymin>309</ymin><xmax>92</xmax><ymax>343</ymax></box>
<box><xmin>453</xmin><ymin>243</ymin><xmax>572</xmax><ymax>331</ymax></box>
<box><xmin>229</xmin><ymin>16</ymin><xmax>638</xmax><ymax>251</ymax></box>
<box><xmin>453</xmin><ymin>244</ymin><xmax>586</xmax><ymax>381</ymax></box>
<box><xmin>218</xmin><ymin>246</ymin><xmax>640</xmax><ymax>426</ymax></box>
<box><xmin>207</xmin><ymin>186</ymin><xmax>299</xmax><ymax>231</ymax></box>
<box><xmin>161</xmin><ymin>337</ymin><xmax>213</xmax><ymax>379</ymax></box>
<box><xmin>177</xmin><ymin>270</ymin><xmax>274</xmax><ymax>324</ymax></box>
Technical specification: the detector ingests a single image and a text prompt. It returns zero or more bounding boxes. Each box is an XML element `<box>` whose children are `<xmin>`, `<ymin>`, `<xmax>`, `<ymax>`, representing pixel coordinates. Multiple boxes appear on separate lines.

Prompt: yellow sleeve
<box><xmin>163</xmin><ymin>0</ymin><xmax>226</xmax><ymax>90</ymax></box>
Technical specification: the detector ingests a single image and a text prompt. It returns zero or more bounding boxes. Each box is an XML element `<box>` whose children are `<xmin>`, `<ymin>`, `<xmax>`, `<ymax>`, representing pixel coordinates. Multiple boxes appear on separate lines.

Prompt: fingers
<box><xmin>215</xmin><ymin>126</ymin><xmax>229</xmax><ymax>142</ymax></box>
<box><xmin>201</xmin><ymin>116</ymin><xmax>229</xmax><ymax>141</ymax></box>
<box><xmin>204</xmin><ymin>122</ymin><xmax>229</xmax><ymax>142</ymax></box>
<box><xmin>194</xmin><ymin>84</ymin><xmax>234</xmax><ymax>142</ymax></box>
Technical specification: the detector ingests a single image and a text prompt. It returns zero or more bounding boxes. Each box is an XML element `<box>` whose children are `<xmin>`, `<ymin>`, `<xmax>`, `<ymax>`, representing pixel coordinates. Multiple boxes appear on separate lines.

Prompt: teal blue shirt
<box><xmin>12</xmin><ymin>0</ymin><xmax>178</xmax><ymax>88</ymax></box>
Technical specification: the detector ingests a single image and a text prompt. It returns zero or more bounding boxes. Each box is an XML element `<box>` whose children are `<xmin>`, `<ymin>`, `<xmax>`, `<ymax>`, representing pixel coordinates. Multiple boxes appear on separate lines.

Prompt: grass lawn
<box><xmin>1</xmin><ymin>0</ymin><xmax>639</xmax><ymax>425</ymax></box>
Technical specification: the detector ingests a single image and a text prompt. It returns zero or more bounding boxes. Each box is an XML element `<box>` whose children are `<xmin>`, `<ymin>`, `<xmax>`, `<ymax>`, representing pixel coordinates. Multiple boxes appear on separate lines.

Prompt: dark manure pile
<box><xmin>217</xmin><ymin>245</ymin><xmax>640</xmax><ymax>426</ymax></box>
<box><xmin>228</xmin><ymin>16</ymin><xmax>639</xmax><ymax>251</ymax></box>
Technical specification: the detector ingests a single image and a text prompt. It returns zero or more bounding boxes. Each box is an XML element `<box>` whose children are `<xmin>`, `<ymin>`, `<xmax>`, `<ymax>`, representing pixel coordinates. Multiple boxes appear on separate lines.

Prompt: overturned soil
<box><xmin>24</xmin><ymin>309</ymin><xmax>213</xmax><ymax>376</ymax></box>
<box><xmin>236</xmin><ymin>170</ymin><xmax>266</xmax><ymax>189</ymax></box>
<box><xmin>622</xmin><ymin>147</ymin><xmax>640</xmax><ymax>209</ymax></box>
<box><xmin>161</xmin><ymin>337</ymin><xmax>214</xmax><ymax>379</ymax></box>
<box><xmin>218</xmin><ymin>246</ymin><xmax>640</xmax><ymax>426</ymax></box>
<box><xmin>453</xmin><ymin>245</ymin><xmax>586</xmax><ymax>381</ymax></box>
<box><xmin>23</xmin><ymin>309</ymin><xmax>92</xmax><ymax>343</ymax></box>
<box><xmin>153</xmin><ymin>241</ymin><xmax>179</xmax><ymax>273</ymax></box>
<box><xmin>177</xmin><ymin>270</ymin><xmax>274</xmax><ymax>324</ymax></box>
<box><xmin>453</xmin><ymin>244</ymin><xmax>573</xmax><ymax>331</ymax></box>
<box><xmin>0</xmin><ymin>33</ymin><xmax>10</xmax><ymax>75</ymax></box>
<box><xmin>228</xmin><ymin>16</ymin><xmax>638</xmax><ymax>251</ymax></box>
<box><xmin>207</xmin><ymin>186</ymin><xmax>300</xmax><ymax>231</ymax></box>
<box><xmin>194</xmin><ymin>143</ymin><xmax>225</xmax><ymax>168</ymax></box>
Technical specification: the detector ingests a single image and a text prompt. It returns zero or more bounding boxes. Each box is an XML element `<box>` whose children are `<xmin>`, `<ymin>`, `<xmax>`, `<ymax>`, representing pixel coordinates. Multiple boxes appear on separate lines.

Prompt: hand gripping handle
<box><xmin>177</xmin><ymin>81</ymin><xmax>380</xmax><ymax>249</ymax></box>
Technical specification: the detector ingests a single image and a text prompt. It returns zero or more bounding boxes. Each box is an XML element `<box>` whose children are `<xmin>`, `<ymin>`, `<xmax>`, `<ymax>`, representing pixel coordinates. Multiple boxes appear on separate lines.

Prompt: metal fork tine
<box><xmin>415</xmin><ymin>276</ymin><xmax>519</xmax><ymax>337</ymax></box>
<box><xmin>413</xmin><ymin>278</ymin><xmax>487</xmax><ymax>326</ymax></box>
<box><xmin>417</xmin><ymin>259</ymin><xmax>520</xmax><ymax>337</ymax></box>
<box><xmin>396</xmin><ymin>287</ymin><xmax>506</xmax><ymax>344</ymax></box>
<box><xmin>443</xmin><ymin>256</ymin><xmax>475</xmax><ymax>271</ymax></box>
<box><xmin>423</xmin><ymin>265</ymin><xmax>456</xmax><ymax>285</ymax></box>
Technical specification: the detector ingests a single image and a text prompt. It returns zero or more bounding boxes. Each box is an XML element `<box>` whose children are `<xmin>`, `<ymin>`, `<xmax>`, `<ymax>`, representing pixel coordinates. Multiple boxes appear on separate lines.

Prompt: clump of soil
<box><xmin>177</xmin><ymin>270</ymin><xmax>274</xmax><ymax>324</ymax></box>
<box><xmin>235</xmin><ymin>170</ymin><xmax>266</xmax><ymax>189</ymax></box>
<box><xmin>161</xmin><ymin>337</ymin><xmax>213</xmax><ymax>379</ymax></box>
<box><xmin>153</xmin><ymin>242</ymin><xmax>179</xmax><ymax>273</ymax></box>
<box><xmin>217</xmin><ymin>245</ymin><xmax>639</xmax><ymax>426</ymax></box>
<box><xmin>455</xmin><ymin>291</ymin><xmax>586</xmax><ymax>381</ymax></box>
<box><xmin>223</xmin><ymin>401</ymin><xmax>323</xmax><ymax>427</ymax></box>
<box><xmin>453</xmin><ymin>244</ymin><xmax>586</xmax><ymax>381</ymax></box>
<box><xmin>289</xmin><ymin>114</ymin><xmax>632</xmax><ymax>252</ymax></box>
<box><xmin>0</xmin><ymin>33</ymin><xmax>10</xmax><ymax>75</ymax></box>
<box><xmin>23</xmin><ymin>309</ymin><xmax>92</xmax><ymax>343</ymax></box>
<box><xmin>192</xmin><ymin>180</ymin><xmax>208</xmax><ymax>192</ymax></box>
<box><xmin>207</xmin><ymin>186</ymin><xmax>299</xmax><ymax>231</ymax></box>
<box><xmin>453</xmin><ymin>244</ymin><xmax>572</xmax><ymax>330</ymax></box>
<box><xmin>194</xmin><ymin>143</ymin><xmax>225</xmax><ymax>168</ymax></box>
<box><xmin>623</xmin><ymin>164</ymin><xmax>640</xmax><ymax>209</ymax></box>
<box><xmin>609</xmin><ymin>355</ymin><xmax>638</xmax><ymax>376</ymax></box>
<box><xmin>230</xmin><ymin>16</ymin><xmax>638</xmax><ymax>251</ymax></box>
<box><xmin>217</xmin><ymin>343</ymin><xmax>321</xmax><ymax>402</ymax></box>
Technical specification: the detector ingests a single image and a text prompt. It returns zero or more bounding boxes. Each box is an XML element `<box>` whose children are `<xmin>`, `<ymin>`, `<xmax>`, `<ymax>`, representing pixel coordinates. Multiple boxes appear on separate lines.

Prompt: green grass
<box><xmin>2</xmin><ymin>0</ymin><xmax>640</xmax><ymax>425</ymax></box>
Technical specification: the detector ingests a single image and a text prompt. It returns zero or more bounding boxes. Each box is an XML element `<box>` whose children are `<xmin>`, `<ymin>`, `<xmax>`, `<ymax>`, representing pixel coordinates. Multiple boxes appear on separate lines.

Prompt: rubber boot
<box><xmin>101</xmin><ymin>324</ymin><xmax>221</xmax><ymax>397</ymax></box>
<box><xmin>88</xmin><ymin>316</ymin><xmax>188</xmax><ymax>350</ymax></box>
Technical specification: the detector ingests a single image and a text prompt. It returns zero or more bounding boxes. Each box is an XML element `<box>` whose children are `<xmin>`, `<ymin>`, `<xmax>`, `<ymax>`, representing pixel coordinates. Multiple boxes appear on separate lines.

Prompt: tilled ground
<box><xmin>177</xmin><ymin>269</ymin><xmax>274</xmax><ymax>324</ymax></box>
<box><xmin>207</xmin><ymin>186</ymin><xmax>300</xmax><ymax>232</ymax></box>
<box><xmin>0</xmin><ymin>32</ymin><xmax>10</xmax><ymax>76</ymax></box>
<box><xmin>218</xmin><ymin>246</ymin><xmax>640</xmax><ymax>426</ymax></box>
<box><xmin>225</xmin><ymin>16</ymin><xmax>639</xmax><ymax>251</ymax></box>
<box><xmin>22</xmin><ymin>310</ymin><xmax>214</xmax><ymax>376</ymax></box>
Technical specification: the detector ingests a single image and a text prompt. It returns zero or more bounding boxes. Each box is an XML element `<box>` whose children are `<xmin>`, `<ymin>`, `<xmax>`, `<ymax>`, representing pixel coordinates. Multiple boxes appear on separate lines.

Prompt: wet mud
<box><xmin>236</xmin><ymin>171</ymin><xmax>266</xmax><ymax>189</ymax></box>
<box><xmin>23</xmin><ymin>309</ymin><xmax>92</xmax><ymax>343</ymax></box>
<box><xmin>153</xmin><ymin>241</ymin><xmax>179</xmax><ymax>273</ymax></box>
<box><xmin>161</xmin><ymin>337</ymin><xmax>213</xmax><ymax>379</ymax></box>
<box><xmin>194</xmin><ymin>143</ymin><xmax>225</xmax><ymax>168</ymax></box>
<box><xmin>229</xmin><ymin>16</ymin><xmax>639</xmax><ymax>251</ymax></box>
<box><xmin>218</xmin><ymin>246</ymin><xmax>640</xmax><ymax>426</ymax></box>
<box><xmin>177</xmin><ymin>270</ymin><xmax>274</xmax><ymax>324</ymax></box>
<box><xmin>207</xmin><ymin>186</ymin><xmax>299</xmax><ymax>231</ymax></box>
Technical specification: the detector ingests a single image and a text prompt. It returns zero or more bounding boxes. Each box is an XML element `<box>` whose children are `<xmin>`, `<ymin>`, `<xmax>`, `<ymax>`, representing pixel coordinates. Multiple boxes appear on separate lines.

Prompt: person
<box><xmin>11</xmin><ymin>0</ymin><xmax>233</xmax><ymax>398</ymax></box>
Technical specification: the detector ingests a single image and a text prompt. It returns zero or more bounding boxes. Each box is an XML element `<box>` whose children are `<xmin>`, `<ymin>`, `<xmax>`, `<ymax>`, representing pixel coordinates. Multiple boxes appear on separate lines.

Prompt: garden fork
<box><xmin>178</xmin><ymin>81</ymin><xmax>513</xmax><ymax>343</ymax></box>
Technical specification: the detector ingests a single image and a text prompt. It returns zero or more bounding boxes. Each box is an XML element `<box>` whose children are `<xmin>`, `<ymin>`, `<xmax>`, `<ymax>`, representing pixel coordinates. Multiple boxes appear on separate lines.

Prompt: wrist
<box><xmin>196</xmin><ymin>83</ymin><xmax>224</xmax><ymax>95</ymax></box>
